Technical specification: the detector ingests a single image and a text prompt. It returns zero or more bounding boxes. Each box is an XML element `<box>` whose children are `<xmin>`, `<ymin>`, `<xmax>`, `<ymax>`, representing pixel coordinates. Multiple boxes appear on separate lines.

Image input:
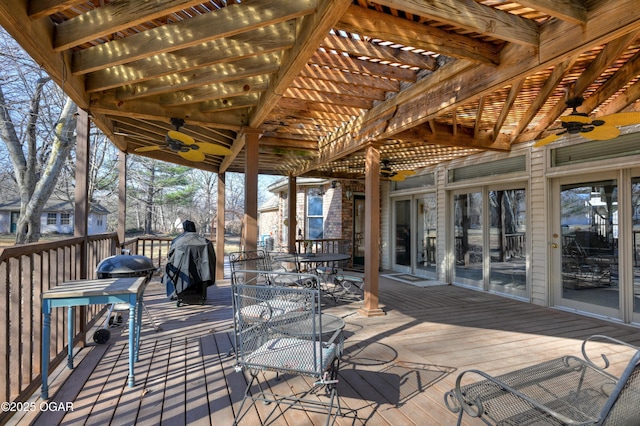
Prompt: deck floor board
<box><xmin>16</xmin><ymin>275</ymin><xmax>640</xmax><ymax>426</ymax></box>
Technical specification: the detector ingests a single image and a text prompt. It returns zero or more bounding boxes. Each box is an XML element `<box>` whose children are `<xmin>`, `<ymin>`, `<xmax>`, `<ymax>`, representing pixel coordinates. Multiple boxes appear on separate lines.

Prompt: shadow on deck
<box><xmin>11</xmin><ymin>274</ymin><xmax>640</xmax><ymax>426</ymax></box>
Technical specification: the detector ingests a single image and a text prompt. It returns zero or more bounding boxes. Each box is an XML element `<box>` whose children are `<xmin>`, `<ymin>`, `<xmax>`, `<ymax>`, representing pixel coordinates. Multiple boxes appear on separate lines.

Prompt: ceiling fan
<box><xmin>380</xmin><ymin>159</ymin><xmax>416</xmax><ymax>182</ymax></box>
<box><xmin>534</xmin><ymin>97</ymin><xmax>640</xmax><ymax>148</ymax></box>
<box><xmin>133</xmin><ymin>118</ymin><xmax>232</xmax><ymax>162</ymax></box>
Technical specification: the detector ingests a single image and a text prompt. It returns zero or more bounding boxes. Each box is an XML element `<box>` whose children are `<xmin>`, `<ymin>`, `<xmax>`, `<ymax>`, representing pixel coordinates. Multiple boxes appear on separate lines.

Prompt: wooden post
<box><xmin>359</xmin><ymin>144</ymin><xmax>385</xmax><ymax>317</ymax></box>
<box><xmin>216</xmin><ymin>172</ymin><xmax>225</xmax><ymax>281</ymax></box>
<box><xmin>287</xmin><ymin>175</ymin><xmax>297</xmax><ymax>253</ymax></box>
<box><xmin>74</xmin><ymin>108</ymin><xmax>90</xmax><ymax>278</ymax></box>
<box><xmin>243</xmin><ymin>129</ymin><xmax>261</xmax><ymax>252</ymax></box>
<box><xmin>117</xmin><ymin>150</ymin><xmax>127</xmax><ymax>249</ymax></box>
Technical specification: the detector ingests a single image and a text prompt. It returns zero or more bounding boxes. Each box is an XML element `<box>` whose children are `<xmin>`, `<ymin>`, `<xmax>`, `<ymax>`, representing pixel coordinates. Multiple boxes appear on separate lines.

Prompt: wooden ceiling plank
<box><xmin>290</xmin><ymin>75</ymin><xmax>388</xmax><ymax>101</ymax></box>
<box><xmin>581</xmin><ymin>50</ymin><xmax>640</xmax><ymax>113</ymax></box>
<box><xmin>516</xmin><ymin>0</ymin><xmax>587</xmax><ymax>25</ymax></box>
<box><xmin>54</xmin><ymin>0</ymin><xmax>209</xmax><ymax>51</ymax></box>
<box><xmin>89</xmin><ymin>91</ymin><xmax>246</xmax><ymax>130</ymax></box>
<box><xmin>383</xmin><ymin>0</ymin><xmax>640</xmax><ymax>139</ymax></box>
<box><xmin>71</xmin><ymin>0</ymin><xmax>315</xmax><ymax>71</ymax></box>
<box><xmin>250</xmin><ymin>0</ymin><xmax>354</xmax><ymax>127</ymax></box>
<box><xmin>300</xmin><ymin>64</ymin><xmax>401</xmax><ymax>91</ymax></box>
<box><xmin>373</xmin><ymin>0</ymin><xmax>539</xmax><ymax>46</ymax></box>
<box><xmin>512</xmin><ymin>55</ymin><xmax>578</xmax><ymax>139</ymax></box>
<box><xmin>107</xmin><ymin>54</ymin><xmax>281</xmax><ymax>99</ymax></box>
<box><xmin>28</xmin><ymin>0</ymin><xmax>86</xmax><ymax>20</ymax></box>
<box><xmin>309</xmin><ymin>50</ymin><xmax>417</xmax><ymax>82</ymax></box>
<box><xmin>307</xmin><ymin>0</ymin><xmax>640</xmax><ymax>171</ymax></box>
<box><xmin>198</xmin><ymin>94</ymin><xmax>261</xmax><ymax>113</ymax></box>
<box><xmin>597</xmin><ymin>79</ymin><xmax>640</xmax><ymax>117</ymax></box>
<box><xmin>284</xmin><ymin>87</ymin><xmax>373</xmax><ymax>109</ymax></box>
<box><xmin>74</xmin><ymin>21</ymin><xmax>295</xmax><ymax>77</ymax></box>
<box><xmin>160</xmin><ymin>76</ymin><xmax>270</xmax><ymax>107</ymax></box>
<box><xmin>336</xmin><ymin>4</ymin><xmax>500</xmax><ymax>65</ymax></box>
<box><xmin>278</xmin><ymin>96</ymin><xmax>362</xmax><ymax>116</ymax></box>
<box><xmin>320</xmin><ymin>33</ymin><xmax>437</xmax><ymax>70</ymax></box>
<box><xmin>532</xmin><ymin>29</ymin><xmax>640</xmax><ymax>136</ymax></box>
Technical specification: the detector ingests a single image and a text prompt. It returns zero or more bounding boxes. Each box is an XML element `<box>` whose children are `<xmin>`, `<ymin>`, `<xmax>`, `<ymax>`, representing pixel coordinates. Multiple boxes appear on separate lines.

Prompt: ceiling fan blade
<box><xmin>134</xmin><ymin>145</ymin><xmax>163</xmax><ymax>153</ymax></box>
<box><xmin>396</xmin><ymin>170</ymin><xmax>416</xmax><ymax>177</ymax></box>
<box><xmin>179</xmin><ymin>149</ymin><xmax>206</xmax><ymax>162</ymax></box>
<box><xmin>390</xmin><ymin>174</ymin><xmax>406</xmax><ymax>182</ymax></box>
<box><xmin>599</xmin><ymin>111</ymin><xmax>640</xmax><ymax>127</ymax></box>
<box><xmin>560</xmin><ymin>114</ymin><xmax>591</xmax><ymax>124</ymax></box>
<box><xmin>533</xmin><ymin>133</ymin><xmax>562</xmax><ymax>147</ymax></box>
<box><xmin>581</xmin><ymin>125</ymin><xmax>620</xmax><ymax>140</ymax></box>
<box><xmin>195</xmin><ymin>142</ymin><xmax>232</xmax><ymax>156</ymax></box>
<box><xmin>167</xmin><ymin>130</ymin><xmax>195</xmax><ymax>145</ymax></box>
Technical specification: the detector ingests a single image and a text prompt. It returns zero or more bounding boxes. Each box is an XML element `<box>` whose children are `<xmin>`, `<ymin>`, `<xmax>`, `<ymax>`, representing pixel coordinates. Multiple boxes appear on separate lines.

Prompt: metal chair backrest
<box><xmin>600</xmin><ymin>350</ymin><xmax>640</xmax><ymax>425</ymax></box>
<box><xmin>231</xmin><ymin>281</ymin><xmax>337</xmax><ymax>377</ymax></box>
<box><xmin>229</xmin><ymin>250</ymin><xmax>269</xmax><ymax>273</ymax></box>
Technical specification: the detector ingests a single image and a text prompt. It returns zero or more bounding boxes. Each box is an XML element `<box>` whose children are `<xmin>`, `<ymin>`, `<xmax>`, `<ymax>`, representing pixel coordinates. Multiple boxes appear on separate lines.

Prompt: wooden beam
<box><xmin>336</xmin><ymin>4</ymin><xmax>500</xmax><ymax>65</ymax></box>
<box><xmin>65</xmin><ymin>0</ymin><xmax>314</xmax><ymax>64</ymax></box>
<box><xmin>373</xmin><ymin>0</ymin><xmax>539</xmax><ymax>46</ymax></box>
<box><xmin>74</xmin><ymin>21</ymin><xmax>295</xmax><ymax>77</ymax></box>
<box><xmin>53</xmin><ymin>0</ymin><xmax>208</xmax><ymax>51</ymax></box>
<box><xmin>244</xmin><ymin>129</ymin><xmax>261</xmax><ymax>251</ymax></box>
<box><xmin>394</xmin><ymin>122</ymin><xmax>511</xmax><ymax>151</ymax></box>
<box><xmin>249</xmin><ymin>0</ymin><xmax>354</xmax><ymax>127</ymax></box>
<box><xmin>517</xmin><ymin>0</ymin><xmax>587</xmax><ymax>25</ymax></box>
<box><xmin>493</xmin><ymin>79</ymin><xmax>524</xmax><ymax>138</ymax></box>
<box><xmin>160</xmin><ymin>76</ymin><xmax>270</xmax><ymax>108</ymax></box>
<box><xmin>28</xmin><ymin>0</ymin><xmax>85</xmax><ymax>20</ymax></box>
<box><xmin>290</xmin><ymin>75</ymin><xmax>388</xmax><ymax>101</ymax></box>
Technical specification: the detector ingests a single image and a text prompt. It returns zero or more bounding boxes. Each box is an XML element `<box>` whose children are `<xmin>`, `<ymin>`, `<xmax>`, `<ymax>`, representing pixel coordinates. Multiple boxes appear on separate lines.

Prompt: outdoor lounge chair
<box><xmin>231</xmin><ymin>282</ymin><xmax>343</xmax><ymax>426</ymax></box>
<box><xmin>444</xmin><ymin>335</ymin><xmax>640</xmax><ymax>425</ymax></box>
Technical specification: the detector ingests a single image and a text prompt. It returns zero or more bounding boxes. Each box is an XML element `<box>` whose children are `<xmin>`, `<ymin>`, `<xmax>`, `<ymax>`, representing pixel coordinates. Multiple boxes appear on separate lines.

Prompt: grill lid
<box><xmin>96</xmin><ymin>254</ymin><xmax>155</xmax><ymax>276</ymax></box>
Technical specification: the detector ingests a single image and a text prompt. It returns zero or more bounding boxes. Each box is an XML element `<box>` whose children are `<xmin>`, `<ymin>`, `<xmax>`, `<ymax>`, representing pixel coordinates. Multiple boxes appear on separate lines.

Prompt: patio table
<box><xmin>40</xmin><ymin>276</ymin><xmax>148</xmax><ymax>399</ymax></box>
<box><xmin>272</xmin><ymin>313</ymin><xmax>345</xmax><ymax>339</ymax></box>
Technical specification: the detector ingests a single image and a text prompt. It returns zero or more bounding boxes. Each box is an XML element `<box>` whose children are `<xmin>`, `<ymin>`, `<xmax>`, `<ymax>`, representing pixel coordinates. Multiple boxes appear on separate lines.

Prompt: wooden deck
<box><xmin>11</xmin><ymin>274</ymin><xmax>640</xmax><ymax>426</ymax></box>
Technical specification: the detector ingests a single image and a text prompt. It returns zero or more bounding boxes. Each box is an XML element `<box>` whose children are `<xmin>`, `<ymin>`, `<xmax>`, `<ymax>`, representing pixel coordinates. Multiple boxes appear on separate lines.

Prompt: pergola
<box><xmin>1</xmin><ymin>0</ymin><xmax>640</xmax><ymax>316</ymax></box>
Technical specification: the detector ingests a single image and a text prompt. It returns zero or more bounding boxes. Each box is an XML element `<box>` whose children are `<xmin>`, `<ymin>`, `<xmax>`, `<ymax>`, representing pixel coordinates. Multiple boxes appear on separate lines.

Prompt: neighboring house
<box><xmin>0</xmin><ymin>198</ymin><xmax>109</xmax><ymax>235</ymax></box>
<box><xmin>260</xmin><ymin>176</ymin><xmax>356</xmax><ymax>248</ymax></box>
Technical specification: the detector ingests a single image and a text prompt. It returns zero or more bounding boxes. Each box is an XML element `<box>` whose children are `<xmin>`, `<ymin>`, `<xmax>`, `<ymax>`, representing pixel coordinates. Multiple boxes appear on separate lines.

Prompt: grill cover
<box><xmin>96</xmin><ymin>254</ymin><xmax>155</xmax><ymax>278</ymax></box>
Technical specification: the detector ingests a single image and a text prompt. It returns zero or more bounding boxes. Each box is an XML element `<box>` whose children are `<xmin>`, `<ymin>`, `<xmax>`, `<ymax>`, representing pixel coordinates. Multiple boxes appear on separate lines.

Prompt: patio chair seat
<box><xmin>245</xmin><ymin>337</ymin><xmax>337</xmax><ymax>374</ymax></box>
<box><xmin>239</xmin><ymin>299</ymin><xmax>304</xmax><ymax>321</ymax></box>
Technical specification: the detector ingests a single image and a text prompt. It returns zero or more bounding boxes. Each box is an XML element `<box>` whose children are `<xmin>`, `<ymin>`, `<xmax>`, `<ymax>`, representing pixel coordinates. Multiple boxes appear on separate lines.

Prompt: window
<box><xmin>97</xmin><ymin>215</ymin><xmax>103</xmax><ymax>226</ymax></box>
<box><xmin>61</xmin><ymin>213</ymin><xmax>70</xmax><ymax>225</ymax></box>
<box><xmin>47</xmin><ymin>213</ymin><xmax>57</xmax><ymax>225</ymax></box>
<box><xmin>307</xmin><ymin>189</ymin><xmax>323</xmax><ymax>239</ymax></box>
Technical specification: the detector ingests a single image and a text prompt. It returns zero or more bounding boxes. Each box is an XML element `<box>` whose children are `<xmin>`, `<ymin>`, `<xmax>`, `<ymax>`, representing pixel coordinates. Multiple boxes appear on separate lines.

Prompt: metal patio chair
<box><xmin>231</xmin><ymin>282</ymin><xmax>344</xmax><ymax>425</ymax></box>
<box><xmin>444</xmin><ymin>335</ymin><xmax>640</xmax><ymax>425</ymax></box>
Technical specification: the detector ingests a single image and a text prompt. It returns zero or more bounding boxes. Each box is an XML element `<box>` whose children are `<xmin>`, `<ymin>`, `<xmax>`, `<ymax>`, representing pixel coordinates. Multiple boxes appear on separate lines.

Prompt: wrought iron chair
<box><xmin>229</xmin><ymin>250</ymin><xmax>270</xmax><ymax>273</ymax></box>
<box><xmin>231</xmin><ymin>281</ymin><xmax>343</xmax><ymax>426</ymax></box>
<box><xmin>444</xmin><ymin>335</ymin><xmax>640</xmax><ymax>425</ymax></box>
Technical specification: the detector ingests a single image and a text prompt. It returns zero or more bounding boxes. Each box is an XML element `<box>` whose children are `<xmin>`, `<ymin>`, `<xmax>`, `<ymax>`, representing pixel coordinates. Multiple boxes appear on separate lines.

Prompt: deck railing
<box><xmin>0</xmin><ymin>233</ymin><xmax>175</xmax><ymax>420</ymax></box>
<box><xmin>0</xmin><ymin>233</ymin><xmax>119</xmax><ymax>421</ymax></box>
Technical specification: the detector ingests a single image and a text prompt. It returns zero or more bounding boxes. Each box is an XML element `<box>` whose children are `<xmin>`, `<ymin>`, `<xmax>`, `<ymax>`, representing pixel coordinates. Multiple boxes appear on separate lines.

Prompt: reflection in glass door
<box><xmin>416</xmin><ymin>194</ymin><xmax>437</xmax><ymax>276</ymax></box>
<box><xmin>454</xmin><ymin>192</ymin><xmax>483</xmax><ymax>287</ymax></box>
<box><xmin>394</xmin><ymin>199</ymin><xmax>411</xmax><ymax>271</ymax></box>
<box><xmin>558</xmin><ymin>180</ymin><xmax>619</xmax><ymax>316</ymax></box>
<box><xmin>489</xmin><ymin>189</ymin><xmax>527</xmax><ymax>297</ymax></box>
<box><xmin>631</xmin><ymin>178</ymin><xmax>640</xmax><ymax>318</ymax></box>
